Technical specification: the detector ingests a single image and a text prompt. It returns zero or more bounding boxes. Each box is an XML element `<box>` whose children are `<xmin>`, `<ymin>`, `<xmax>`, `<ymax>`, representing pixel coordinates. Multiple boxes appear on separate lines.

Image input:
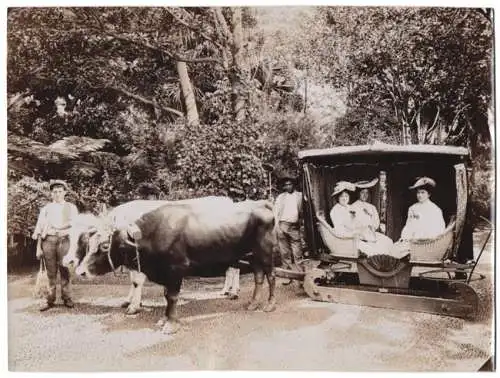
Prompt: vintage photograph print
<box><xmin>6</xmin><ymin>6</ymin><xmax>494</xmax><ymax>372</ymax></box>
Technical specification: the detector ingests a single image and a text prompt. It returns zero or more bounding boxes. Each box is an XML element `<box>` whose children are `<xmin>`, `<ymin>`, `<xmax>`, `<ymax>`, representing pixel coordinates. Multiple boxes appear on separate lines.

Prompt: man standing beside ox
<box><xmin>32</xmin><ymin>179</ymin><xmax>79</xmax><ymax>311</ymax></box>
<box><xmin>273</xmin><ymin>176</ymin><xmax>303</xmax><ymax>273</ymax></box>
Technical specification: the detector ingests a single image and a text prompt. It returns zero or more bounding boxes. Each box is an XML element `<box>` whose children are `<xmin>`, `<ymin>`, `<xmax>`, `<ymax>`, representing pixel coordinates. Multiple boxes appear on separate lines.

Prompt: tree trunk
<box><xmin>176</xmin><ymin>61</ymin><xmax>199</xmax><ymax>127</ymax></box>
<box><xmin>230</xmin><ymin>7</ymin><xmax>246</xmax><ymax>122</ymax></box>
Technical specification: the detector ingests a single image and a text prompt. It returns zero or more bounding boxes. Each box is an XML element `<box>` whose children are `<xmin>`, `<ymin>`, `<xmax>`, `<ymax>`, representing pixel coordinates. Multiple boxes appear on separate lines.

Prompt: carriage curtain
<box><xmin>452</xmin><ymin>163</ymin><xmax>468</xmax><ymax>259</ymax></box>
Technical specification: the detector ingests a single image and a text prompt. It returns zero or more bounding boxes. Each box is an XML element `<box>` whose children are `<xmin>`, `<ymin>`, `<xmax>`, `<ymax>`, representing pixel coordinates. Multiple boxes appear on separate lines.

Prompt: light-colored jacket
<box><xmin>273</xmin><ymin>191</ymin><xmax>303</xmax><ymax>224</ymax></box>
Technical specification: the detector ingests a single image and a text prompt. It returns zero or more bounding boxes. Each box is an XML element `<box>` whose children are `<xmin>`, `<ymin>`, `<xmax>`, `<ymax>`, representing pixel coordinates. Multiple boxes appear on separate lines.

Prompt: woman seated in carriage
<box><xmin>329</xmin><ymin>180</ymin><xmax>395</xmax><ymax>257</ymax></box>
<box><xmin>392</xmin><ymin>176</ymin><xmax>447</xmax><ymax>257</ymax></box>
<box><xmin>329</xmin><ymin>176</ymin><xmax>446</xmax><ymax>259</ymax></box>
<box><xmin>399</xmin><ymin>177</ymin><xmax>446</xmax><ymax>240</ymax></box>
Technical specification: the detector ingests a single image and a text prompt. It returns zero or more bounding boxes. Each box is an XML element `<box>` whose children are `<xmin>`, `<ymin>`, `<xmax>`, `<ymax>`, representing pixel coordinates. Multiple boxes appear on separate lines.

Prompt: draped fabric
<box><xmin>452</xmin><ymin>163</ymin><xmax>468</xmax><ymax>259</ymax></box>
<box><xmin>304</xmin><ymin>160</ymin><xmax>461</xmax><ymax>257</ymax></box>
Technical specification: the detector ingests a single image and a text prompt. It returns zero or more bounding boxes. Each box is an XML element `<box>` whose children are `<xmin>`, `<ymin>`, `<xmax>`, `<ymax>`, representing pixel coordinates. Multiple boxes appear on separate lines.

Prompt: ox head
<box><xmin>62</xmin><ymin>213</ymin><xmax>114</xmax><ymax>268</ymax></box>
<box><xmin>75</xmin><ymin>227</ymin><xmax>138</xmax><ymax>278</ymax></box>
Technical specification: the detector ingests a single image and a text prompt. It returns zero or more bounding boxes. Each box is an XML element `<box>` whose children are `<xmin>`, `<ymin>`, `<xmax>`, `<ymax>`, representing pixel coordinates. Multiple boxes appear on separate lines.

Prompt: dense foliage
<box><xmin>7</xmin><ymin>6</ymin><xmax>493</xmax><ymax>238</ymax></box>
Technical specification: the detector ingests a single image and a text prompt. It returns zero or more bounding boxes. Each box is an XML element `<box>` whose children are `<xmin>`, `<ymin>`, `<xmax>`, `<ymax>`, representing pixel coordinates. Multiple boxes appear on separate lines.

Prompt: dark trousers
<box><xmin>41</xmin><ymin>235</ymin><xmax>71</xmax><ymax>303</ymax></box>
<box><xmin>277</xmin><ymin>221</ymin><xmax>302</xmax><ymax>269</ymax></box>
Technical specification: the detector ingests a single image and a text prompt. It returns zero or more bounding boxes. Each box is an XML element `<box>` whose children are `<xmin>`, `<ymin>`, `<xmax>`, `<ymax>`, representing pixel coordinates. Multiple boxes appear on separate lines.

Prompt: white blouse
<box><xmin>351</xmin><ymin>200</ymin><xmax>380</xmax><ymax>231</ymax></box>
<box><xmin>330</xmin><ymin>203</ymin><xmax>356</xmax><ymax>237</ymax></box>
<box><xmin>400</xmin><ymin>199</ymin><xmax>446</xmax><ymax>240</ymax></box>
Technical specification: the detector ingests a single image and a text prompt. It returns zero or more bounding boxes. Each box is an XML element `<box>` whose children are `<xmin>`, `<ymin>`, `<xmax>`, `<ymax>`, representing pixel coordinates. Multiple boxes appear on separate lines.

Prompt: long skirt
<box><xmin>357</xmin><ymin>232</ymin><xmax>409</xmax><ymax>259</ymax></box>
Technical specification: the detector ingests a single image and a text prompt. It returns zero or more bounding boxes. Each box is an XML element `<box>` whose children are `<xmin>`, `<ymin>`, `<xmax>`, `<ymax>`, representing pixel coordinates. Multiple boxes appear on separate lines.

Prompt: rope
<box><xmin>135</xmin><ymin>245</ymin><xmax>142</xmax><ymax>273</ymax></box>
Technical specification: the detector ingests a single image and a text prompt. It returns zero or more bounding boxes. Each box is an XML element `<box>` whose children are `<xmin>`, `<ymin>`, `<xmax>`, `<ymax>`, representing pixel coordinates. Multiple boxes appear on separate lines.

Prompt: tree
<box><xmin>314</xmin><ymin>7</ymin><xmax>493</xmax><ymax>149</ymax></box>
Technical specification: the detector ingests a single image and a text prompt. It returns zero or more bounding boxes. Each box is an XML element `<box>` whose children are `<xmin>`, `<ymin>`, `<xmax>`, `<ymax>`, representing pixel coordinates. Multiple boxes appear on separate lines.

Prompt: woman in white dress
<box><xmin>392</xmin><ymin>177</ymin><xmax>446</xmax><ymax>255</ymax></box>
<box><xmin>400</xmin><ymin>177</ymin><xmax>446</xmax><ymax>240</ymax></box>
<box><xmin>329</xmin><ymin>179</ymin><xmax>392</xmax><ymax>257</ymax></box>
<box><xmin>351</xmin><ymin>179</ymin><xmax>394</xmax><ymax>257</ymax></box>
<box><xmin>329</xmin><ymin>181</ymin><xmax>357</xmax><ymax>237</ymax></box>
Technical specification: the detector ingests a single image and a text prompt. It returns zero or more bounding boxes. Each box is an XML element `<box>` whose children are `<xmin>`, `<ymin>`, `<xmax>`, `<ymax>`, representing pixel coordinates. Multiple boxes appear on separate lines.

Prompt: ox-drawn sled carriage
<box><xmin>276</xmin><ymin>143</ymin><xmax>490</xmax><ymax>320</ymax></box>
<box><xmin>64</xmin><ymin>144</ymin><xmax>490</xmax><ymax>330</ymax></box>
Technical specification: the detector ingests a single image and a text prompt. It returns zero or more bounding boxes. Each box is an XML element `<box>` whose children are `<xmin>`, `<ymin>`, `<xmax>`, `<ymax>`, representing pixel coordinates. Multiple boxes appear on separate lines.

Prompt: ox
<box><xmin>62</xmin><ymin>197</ymin><xmax>241</xmax><ymax>314</ymax></box>
<box><xmin>74</xmin><ymin>199</ymin><xmax>278</xmax><ymax>334</ymax></box>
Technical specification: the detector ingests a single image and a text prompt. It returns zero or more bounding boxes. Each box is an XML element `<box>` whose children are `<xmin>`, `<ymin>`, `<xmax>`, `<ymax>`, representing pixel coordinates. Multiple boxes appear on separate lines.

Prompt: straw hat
<box><xmin>409</xmin><ymin>177</ymin><xmax>436</xmax><ymax>190</ymax></box>
<box><xmin>331</xmin><ymin>181</ymin><xmax>356</xmax><ymax>197</ymax></box>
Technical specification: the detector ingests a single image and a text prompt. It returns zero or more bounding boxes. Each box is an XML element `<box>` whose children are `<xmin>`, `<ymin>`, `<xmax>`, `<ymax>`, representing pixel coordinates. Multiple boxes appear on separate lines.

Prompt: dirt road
<box><xmin>7</xmin><ymin>229</ymin><xmax>493</xmax><ymax>372</ymax></box>
<box><xmin>8</xmin><ymin>268</ymin><xmax>493</xmax><ymax>372</ymax></box>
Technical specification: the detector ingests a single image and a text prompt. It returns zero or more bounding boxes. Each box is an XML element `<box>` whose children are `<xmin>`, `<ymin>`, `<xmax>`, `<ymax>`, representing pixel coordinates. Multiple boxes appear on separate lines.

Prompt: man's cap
<box><xmin>49</xmin><ymin>179</ymin><xmax>68</xmax><ymax>191</ymax></box>
<box><xmin>331</xmin><ymin>181</ymin><xmax>356</xmax><ymax>197</ymax></box>
<box><xmin>409</xmin><ymin>177</ymin><xmax>437</xmax><ymax>190</ymax></box>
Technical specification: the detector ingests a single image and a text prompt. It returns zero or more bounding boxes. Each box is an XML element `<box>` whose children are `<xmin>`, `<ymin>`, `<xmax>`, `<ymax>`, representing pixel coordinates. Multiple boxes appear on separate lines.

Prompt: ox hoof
<box><xmin>120</xmin><ymin>301</ymin><xmax>131</xmax><ymax>309</ymax></box>
<box><xmin>263</xmin><ymin>302</ymin><xmax>276</xmax><ymax>312</ymax></box>
<box><xmin>246</xmin><ymin>302</ymin><xmax>260</xmax><ymax>311</ymax></box>
<box><xmin>125</xmin><ymin>307</ymin><xmax>141</xmax><ymax>315</ymax></box>
<box><xmin>227</xmin><ymin>293</ymin><xmax>239</xmax><ymax>300</ymax></box>
<box><xmin>161</xmin><ymin>321</ymin><xmax>181</xmax><ymax>335</ymax></box>
<box><xmin>156</xmin><ymin>317</ymin><xmax>167</xmax><ymax>328</ymax></box>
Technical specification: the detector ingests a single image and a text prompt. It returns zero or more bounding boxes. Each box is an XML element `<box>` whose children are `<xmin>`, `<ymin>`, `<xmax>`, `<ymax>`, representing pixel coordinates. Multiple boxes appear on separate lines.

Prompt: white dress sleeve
<box><xmin>433</xmin><ymin>206</ymin><xmax>446</xmax><ymax>235</ymax></box>
<box><xmin>400</xmin><ymin>207</ymin><xmax>415</xmax><ymax>240</ymax></box>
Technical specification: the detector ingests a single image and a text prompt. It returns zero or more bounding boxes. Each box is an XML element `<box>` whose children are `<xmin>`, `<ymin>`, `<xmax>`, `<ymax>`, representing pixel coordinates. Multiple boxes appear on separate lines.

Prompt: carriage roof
<box><xmin>298</xmin><ymin>143</ymin><xmax>469</xmax><ymax>161</ymax></box>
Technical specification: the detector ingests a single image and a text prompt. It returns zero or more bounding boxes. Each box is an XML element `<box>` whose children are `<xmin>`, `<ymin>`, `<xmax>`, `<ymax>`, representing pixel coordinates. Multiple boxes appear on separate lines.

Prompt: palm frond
<box><xmin>8</xmin><ymin>134</ymin><xmax>73</xmax><ymax>163</ymax></box>
<box><xmin>48</xmin><ymin>136</ymin><xmax>110</xmax><ymax>155</ymax></box>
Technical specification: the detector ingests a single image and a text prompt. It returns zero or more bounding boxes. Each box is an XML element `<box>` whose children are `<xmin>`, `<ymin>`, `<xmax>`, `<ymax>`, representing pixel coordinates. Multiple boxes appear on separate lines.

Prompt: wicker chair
<box><xmin>316</xmin><ymin>211</ymin><xmax>358</xmax><ymax>259</ymax></box>
<box><xmin>408</xmin><ymin>221</ymin><xmax>456</xmax><ymax>264</ymax></box>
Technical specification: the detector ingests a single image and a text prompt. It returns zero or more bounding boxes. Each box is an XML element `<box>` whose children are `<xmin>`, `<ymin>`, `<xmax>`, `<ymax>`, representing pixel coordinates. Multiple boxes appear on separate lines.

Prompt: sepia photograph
<box><xmin>4</xmin><ymin>3</ymin><xmax>495</xmax><ymax>372</ymax></box>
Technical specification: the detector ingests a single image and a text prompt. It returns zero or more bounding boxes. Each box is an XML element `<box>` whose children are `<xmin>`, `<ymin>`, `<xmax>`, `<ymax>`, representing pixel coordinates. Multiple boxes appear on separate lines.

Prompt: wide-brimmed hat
<box><xmin>331</xmin><ymin>181</ymin><xmax>356</xmax><ymax>197</ymax></box>
<box><xmin>355</xmin><ymin>178</ymin><xmax>379</xmax><ymax>190</ymax></box>
<box><xmin>49</xmin><ymin>179</ymin><xmax>68</xmax><ymax>191</ymax></box>
<box><xmin>409</xmin><ymin>177</ymin><xmax>436</xmax><ymax>190</ymax></box>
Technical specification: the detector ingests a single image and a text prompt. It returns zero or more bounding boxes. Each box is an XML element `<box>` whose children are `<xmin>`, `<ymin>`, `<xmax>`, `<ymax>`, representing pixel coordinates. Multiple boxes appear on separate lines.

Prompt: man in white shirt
<box><xmin>32</xmin><ymin>180</ymin><xmax>79</xmax><ymax>311</ymax></box>
<box><xmin>273</xmin><ymin>177</ymin><xmax>303</xmax><ymax>272</ymax></box>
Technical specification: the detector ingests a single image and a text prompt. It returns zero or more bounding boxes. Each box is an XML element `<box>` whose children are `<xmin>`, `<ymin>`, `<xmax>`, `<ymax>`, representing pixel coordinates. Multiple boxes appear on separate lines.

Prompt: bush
<box><xmin>174</xmin><ymin>112</ymin><xmax>325</xmax><ymax>200</ymax></box>
<box><xmin>470</xmin><ymin>161</ymin><xmax>494</xmax><ymax>225</ymax></box>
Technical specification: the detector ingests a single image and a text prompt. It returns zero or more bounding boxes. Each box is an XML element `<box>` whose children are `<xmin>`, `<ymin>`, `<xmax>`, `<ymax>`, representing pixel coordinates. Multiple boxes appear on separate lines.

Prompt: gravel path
<box><xmin>8</xmin><ymin>231</ymin><xmax>493</xmax><ymax>372</ymax></box>
<box><xmin>8</xmin><ymin>275</ymin><xmax>492</xmax><ymax>372</ymax></box>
